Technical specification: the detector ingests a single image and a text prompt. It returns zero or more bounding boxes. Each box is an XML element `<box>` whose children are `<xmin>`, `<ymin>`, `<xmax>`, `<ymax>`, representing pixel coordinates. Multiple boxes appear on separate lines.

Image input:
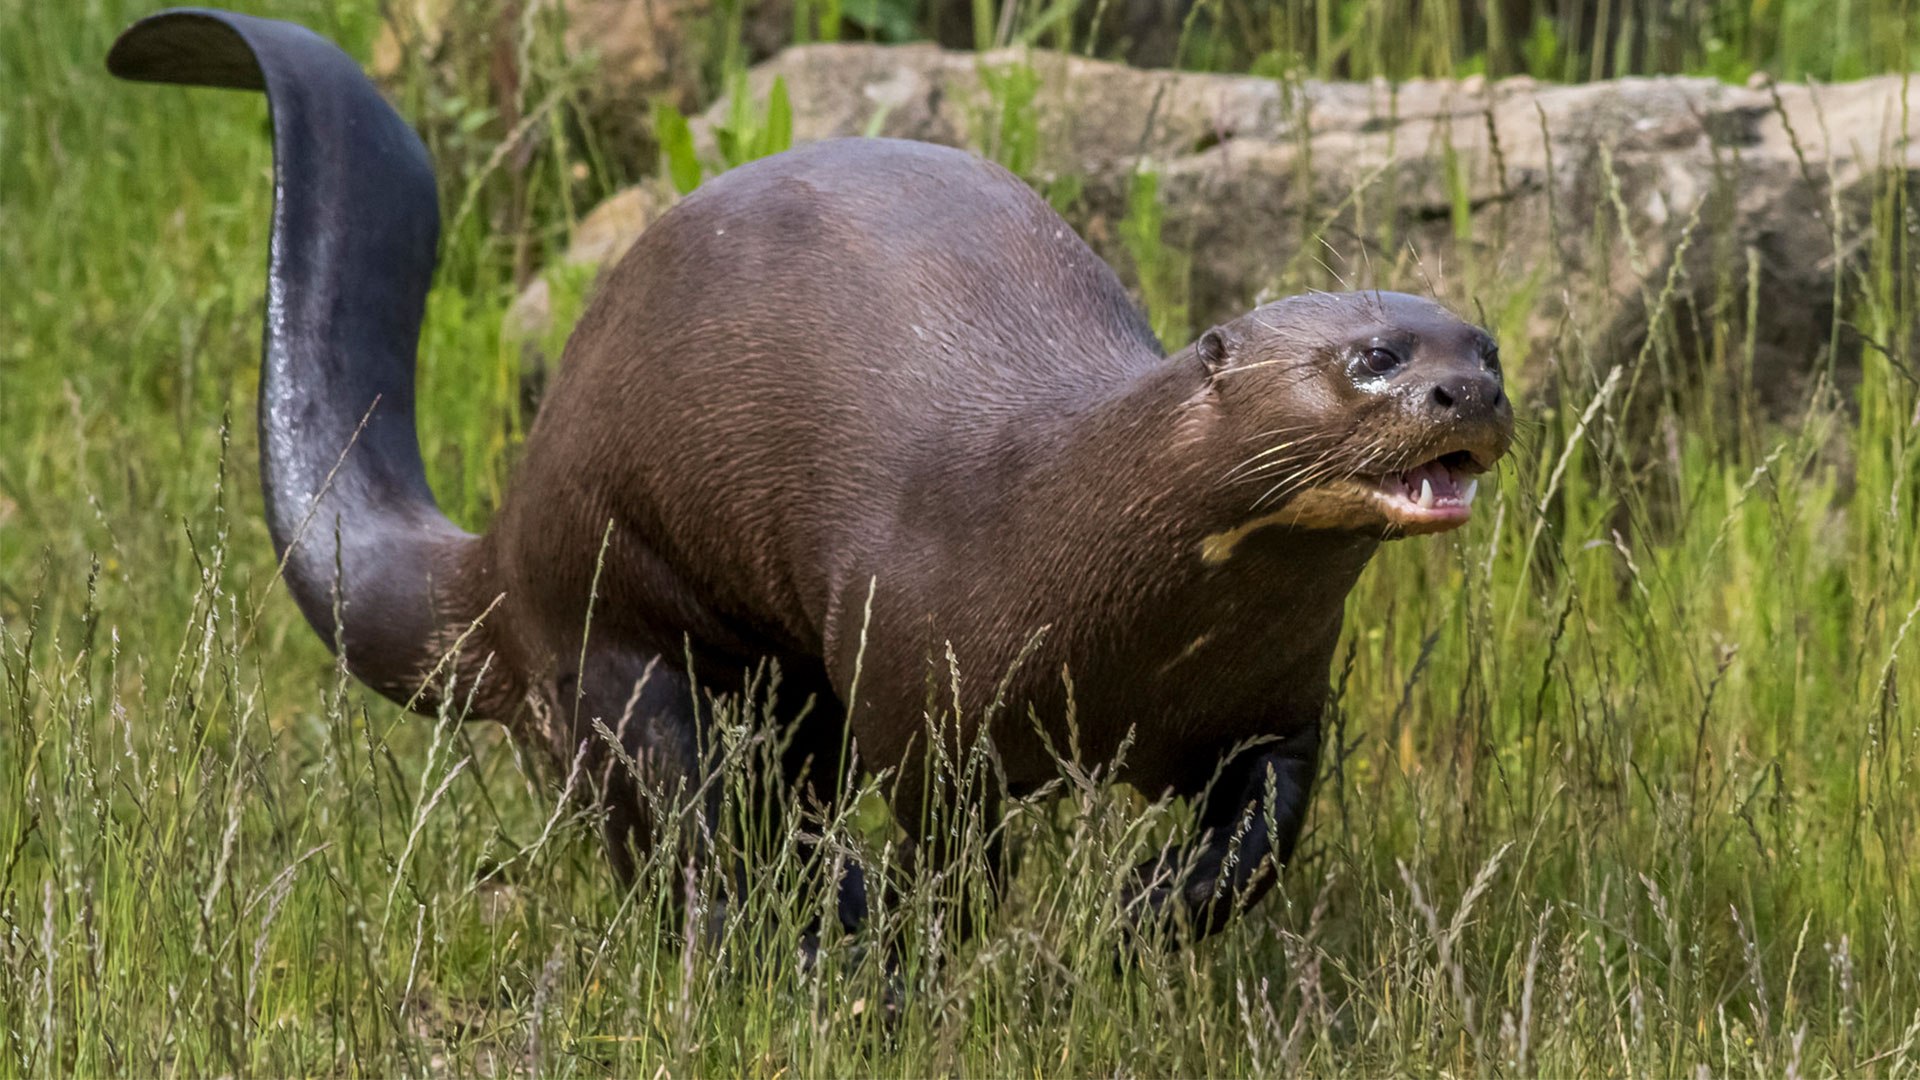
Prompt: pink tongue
<box><xmin>1402</xmin><ymin>461</ymin><xmax>1464</xmax><ymax>500</ymax></box>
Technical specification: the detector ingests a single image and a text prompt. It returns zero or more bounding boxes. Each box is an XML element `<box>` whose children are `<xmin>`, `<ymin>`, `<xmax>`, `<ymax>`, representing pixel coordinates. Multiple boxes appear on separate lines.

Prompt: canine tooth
<box><xmin>1464</xmin><ymin>478</ymin><xmax>1479</xmax><ymax>505</ymax></box>
<box><xmin>1418</xmin><ymin>478</ymin><xmax>1434</xmax><ymax>508</ymax></box>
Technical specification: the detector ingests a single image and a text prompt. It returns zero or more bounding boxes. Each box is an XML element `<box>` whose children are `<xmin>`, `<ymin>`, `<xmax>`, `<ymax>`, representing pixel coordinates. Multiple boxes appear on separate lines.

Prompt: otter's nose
<box><xmin>1427</xmin><ymin>371</ymin><xmax>1505</xmax><ymax>414</ymax></box>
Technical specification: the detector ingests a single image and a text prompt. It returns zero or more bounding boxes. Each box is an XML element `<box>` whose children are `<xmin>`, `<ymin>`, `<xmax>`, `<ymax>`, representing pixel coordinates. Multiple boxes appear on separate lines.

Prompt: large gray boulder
<box><xmin>515</xmin><ymin>45</ymin><xmax>1919</xmax><ymax>408</ymax></box>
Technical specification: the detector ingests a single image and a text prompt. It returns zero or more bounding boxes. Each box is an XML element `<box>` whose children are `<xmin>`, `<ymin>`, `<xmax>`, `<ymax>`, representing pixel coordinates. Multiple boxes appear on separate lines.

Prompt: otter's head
<box><xmin>1187</xmin><ymin>291</ymin><xmax>1513</xmax><ymax>542</ymax></box>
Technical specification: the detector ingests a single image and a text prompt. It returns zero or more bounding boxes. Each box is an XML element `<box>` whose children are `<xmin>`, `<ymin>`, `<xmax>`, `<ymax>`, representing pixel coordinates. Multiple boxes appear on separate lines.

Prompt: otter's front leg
<box><xmin>1126</xmin><ymin>726</ymin><xmax>1319</xmax><ymax>942</ymax></box>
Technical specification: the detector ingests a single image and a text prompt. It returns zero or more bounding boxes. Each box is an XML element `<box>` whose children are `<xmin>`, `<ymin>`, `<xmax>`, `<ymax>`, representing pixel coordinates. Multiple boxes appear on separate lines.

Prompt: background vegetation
<box><xmin>2</xmin><ymin>0</ymin><xmax>1917</xmax><ymax>1074</ymax></box>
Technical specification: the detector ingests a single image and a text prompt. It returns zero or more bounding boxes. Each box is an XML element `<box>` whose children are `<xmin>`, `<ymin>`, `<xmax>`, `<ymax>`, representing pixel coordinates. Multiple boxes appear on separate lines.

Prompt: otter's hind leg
<box><xmin>561</xmin><ymin>654</ymin><xmax>710</xmax><ymax>886</ymax></box>
<box><xmin>582</xmin><ymin>656</ymin><xmax>871</xmax><ymax>944</ymax></box>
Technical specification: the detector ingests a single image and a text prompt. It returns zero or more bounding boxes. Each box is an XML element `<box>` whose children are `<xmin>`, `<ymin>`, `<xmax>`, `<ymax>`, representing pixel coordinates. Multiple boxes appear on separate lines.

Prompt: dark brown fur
<box><xmin>112</xmin><ymin>10</ymin><xmax>1510</xmax><ymax>942</ymax></box>
<box><xmin>465</xmin><ymin>141</ymin><xmax>1510</xmax><ymax>920</ymax></box>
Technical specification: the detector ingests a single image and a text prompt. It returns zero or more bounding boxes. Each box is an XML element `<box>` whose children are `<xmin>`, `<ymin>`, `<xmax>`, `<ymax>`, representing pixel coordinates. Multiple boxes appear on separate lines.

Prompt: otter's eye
<box><xmin>1360</xmin><ymin>346</ymin><xmax>1401</xmax><ymax>377</ymax></box>
<box><xmin>1485</xmin><ymin>346</ymin><xmax>1502</xmax><ymax>375</ymax></box>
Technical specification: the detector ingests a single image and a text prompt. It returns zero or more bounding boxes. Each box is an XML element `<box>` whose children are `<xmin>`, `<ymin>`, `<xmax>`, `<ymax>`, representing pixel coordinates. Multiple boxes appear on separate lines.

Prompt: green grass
<box><xmin>3</xmin><ymin>0</ymin><xmax>1919</xmax><ymax>1074</ymax></box>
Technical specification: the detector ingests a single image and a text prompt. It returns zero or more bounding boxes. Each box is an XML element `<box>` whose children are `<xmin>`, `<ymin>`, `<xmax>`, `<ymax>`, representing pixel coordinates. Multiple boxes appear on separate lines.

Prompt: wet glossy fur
<box><xmin>112</xmin><ymin>8</ymin><xmax>1511</xmax><ymax>940</ymax></box>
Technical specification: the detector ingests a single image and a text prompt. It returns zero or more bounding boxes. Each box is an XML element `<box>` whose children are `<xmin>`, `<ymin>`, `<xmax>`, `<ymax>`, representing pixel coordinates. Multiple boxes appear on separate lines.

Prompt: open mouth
<box><xmin>1364</xmin><ymin>449</ymin><xmax>1487</xmax><ymax>531</ymax></box>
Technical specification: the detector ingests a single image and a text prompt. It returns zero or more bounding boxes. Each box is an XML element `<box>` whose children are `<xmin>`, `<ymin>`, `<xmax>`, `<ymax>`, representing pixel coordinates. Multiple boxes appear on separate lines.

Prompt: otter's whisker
<box><xmin>1252</xmin><ymin>447</ymin><xmax>1353</xmax><ymax>510</ymax></box>
<box><xmin>1248</xmin><ymin>423</ymin><xmax>1415</xmax><ymax>509</ymax></box>
<box><xmin>1232</xmin><ymin>438</ymin><xmax>1346</xmax><ymax>485</ymax></box>
<box><xmin>1238</xmin><ymin>420</ymin><xmax>1328</xmax><ymax>444</ymax></box>
<box><xmin>1221</xmin><ymin>441</ymin><xmax>1308</xmax><ymax>483</ymax></box>
<box><xmin>1209</xmin><ymin>357</ymin><xmax>1321</xmax><ymax>381</ymax></box>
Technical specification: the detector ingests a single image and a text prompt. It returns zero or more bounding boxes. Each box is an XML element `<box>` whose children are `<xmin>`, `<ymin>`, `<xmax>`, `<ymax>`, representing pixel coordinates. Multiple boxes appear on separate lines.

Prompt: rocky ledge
<box><xmin>513</xmin><ymin>46</ymin><xmax>1918</xmax><ymax>409</ymax></box>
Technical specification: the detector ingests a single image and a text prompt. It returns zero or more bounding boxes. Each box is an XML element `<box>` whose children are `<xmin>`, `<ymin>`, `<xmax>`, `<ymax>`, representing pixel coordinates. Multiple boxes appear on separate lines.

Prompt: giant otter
<box><xmin>109</xmin><ymin>9</ymin><xmax>1512</xmax><ymax>942</ymax></box>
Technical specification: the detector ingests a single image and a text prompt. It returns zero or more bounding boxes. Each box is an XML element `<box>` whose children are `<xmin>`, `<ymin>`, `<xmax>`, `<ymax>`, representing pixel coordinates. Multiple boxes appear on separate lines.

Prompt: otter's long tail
<box><xmin>109</xmin><ymin>9</ymin><xmax>502</xmax><ymax>714</ymax></box>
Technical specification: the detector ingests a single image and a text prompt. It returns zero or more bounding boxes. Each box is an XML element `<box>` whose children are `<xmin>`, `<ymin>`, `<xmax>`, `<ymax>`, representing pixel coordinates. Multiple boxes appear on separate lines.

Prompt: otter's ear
<box><xmin>1195</xmin><ymin>327</ymin><xmax>1231</xmax><ymax>377</ymax></box>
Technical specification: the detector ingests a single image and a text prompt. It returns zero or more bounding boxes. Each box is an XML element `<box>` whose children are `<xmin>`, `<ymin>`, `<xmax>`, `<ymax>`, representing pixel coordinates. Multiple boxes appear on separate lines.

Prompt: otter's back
<box><xmin>501</xmin><ymin>138</ymin><xmax>1163</xmax><ymax>654</ymax></box>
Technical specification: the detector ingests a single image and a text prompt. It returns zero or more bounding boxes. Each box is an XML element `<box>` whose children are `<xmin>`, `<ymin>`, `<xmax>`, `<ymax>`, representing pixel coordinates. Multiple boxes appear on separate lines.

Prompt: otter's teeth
<box><xmin>1418</xmin><ymin>477</ymin><xmax>1435</xmax><ymax>509</ymax></box>
<box><xmin>1463</xmin><ymin>478</ymin><xmax>1479</xmax><ymax>506</ymax></box>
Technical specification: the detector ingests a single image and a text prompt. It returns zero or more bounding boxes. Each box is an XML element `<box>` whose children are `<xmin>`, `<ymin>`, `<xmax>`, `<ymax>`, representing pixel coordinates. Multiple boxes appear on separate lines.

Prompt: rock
<box><xmin>566</xmin><ymin>182</ymin><xmax>672</xmax><ymax>268</ymax></box>
<box><xmin>503</xmin><ymin>275</ymin><xmax>551</xmax><ymax>347</ymax></box>
<box><xmin>517</xmin><ymin>44</ymin><xmax>1919</xmax><ymax>410</ymax></box>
